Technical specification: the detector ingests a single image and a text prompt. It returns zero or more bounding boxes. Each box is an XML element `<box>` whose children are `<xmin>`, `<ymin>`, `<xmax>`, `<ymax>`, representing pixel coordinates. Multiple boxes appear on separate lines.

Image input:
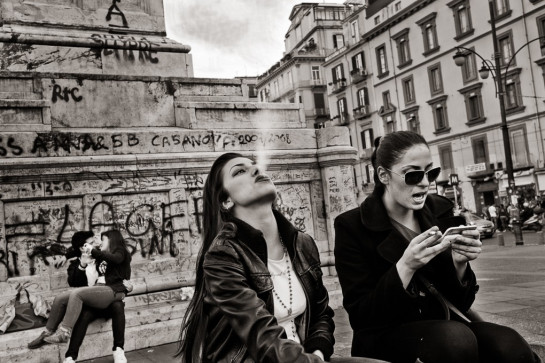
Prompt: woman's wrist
<box><xmin>453</xmin><ymin>259</ymin><xmax>468</xmax><ymax>282</ymax></box>
<box><xmin>312</xmin><ymin>350</ymin><xmax>324</xmax><ymax>361</ymax></box>
<box><xmin>396</xmin><ymin>259</ymin><xmax>416</xmax><ymax>289</ymax></box>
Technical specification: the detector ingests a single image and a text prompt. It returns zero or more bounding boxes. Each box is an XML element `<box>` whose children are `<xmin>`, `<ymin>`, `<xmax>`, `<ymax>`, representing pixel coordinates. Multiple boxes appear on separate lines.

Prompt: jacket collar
<box><xmin>361</xmin><ymin>190</ymin><xmax>456</xmax><ymax>263</ymax></box>
<box><xmin>227</xmin><ymin>209</ymin><xmax>298</xmax><ymax>263</ymax></box>
<box><xmin>360</xmin><ymin>190</ymin><xmax>454</xmax><ymax>231</ymax></box>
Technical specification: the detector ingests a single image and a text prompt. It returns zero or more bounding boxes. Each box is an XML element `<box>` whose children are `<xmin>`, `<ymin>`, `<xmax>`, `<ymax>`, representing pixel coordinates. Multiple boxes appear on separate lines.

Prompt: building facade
<box><xmin>257</xmin><ymin>3</ymin><xmax>363</xmax><ymax>128</ymax></box>
<box><xmin>322</xmin><ymin>0</ymin><xmax>545</xmax><ymax>212</ymax></box>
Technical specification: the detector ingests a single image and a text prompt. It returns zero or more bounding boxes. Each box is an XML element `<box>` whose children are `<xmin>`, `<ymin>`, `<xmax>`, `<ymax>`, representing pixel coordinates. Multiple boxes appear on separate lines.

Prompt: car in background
<box><xmin>461</xmin><ymin>211</ymin><xmax>496</xmax><ymax>239</ymax></box>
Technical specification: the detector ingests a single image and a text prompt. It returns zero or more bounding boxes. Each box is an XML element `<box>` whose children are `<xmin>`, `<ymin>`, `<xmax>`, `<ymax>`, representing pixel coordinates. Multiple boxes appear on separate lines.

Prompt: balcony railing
<box><xmin>314</xmin><ymin>108</ymin><xmax>328</xmax><ymax>117</ymax></box>
<box><xmin>329</xmin><ymin>79</ymin><xmax>347</xmax><ymax>94</ymax></box>
<box><xmin>310</xmin><ymin>79</ymin><xmax>326</xmax><ymax>87</ymax></box>
<box><xmin>350</xmin><ymin>68</ymin><xmax>368</xmax><ymax>83</ymax></box>
<box><xmin>331</xmin><ymin>113</ymin><xmax>349</xmax><ymax>125</ymax></box>
<box><xmin>339</xmin><ymin>113</ymin><xmax>350</xmax><ymax>125</ymax></box>
<box><xmin>353</xmin><ymin>105</ymin><xmax>370</xmax><ymax>119</ymax></box>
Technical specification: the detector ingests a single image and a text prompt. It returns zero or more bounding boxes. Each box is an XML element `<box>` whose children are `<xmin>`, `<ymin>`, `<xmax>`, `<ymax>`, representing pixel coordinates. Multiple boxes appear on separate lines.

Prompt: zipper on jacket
<box><xmin>231</xmin><ymin>344</ymin><xmax>245</xmax><ymax>363</ymax></box>
<box><xmin>292</xmin><ymin>234</ymin><xmax>311</xmax><ymax>339</ymax></box>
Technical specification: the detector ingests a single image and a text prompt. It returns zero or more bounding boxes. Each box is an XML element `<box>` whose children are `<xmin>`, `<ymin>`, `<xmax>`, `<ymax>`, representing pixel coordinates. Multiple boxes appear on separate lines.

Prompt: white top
<box><xmin>268</xmin><ymin>253</ymin><xmax>307</xmax><ymax>343</ymax></box>
<box><xmin>85</xmin><ymin>260</ymin><xmax>99</xmax><ymax>286</ymax></box>
<box><xmin>489</xmin><ymin>205</ymin><xmax>497</xmax><ymax>218</ymax></box>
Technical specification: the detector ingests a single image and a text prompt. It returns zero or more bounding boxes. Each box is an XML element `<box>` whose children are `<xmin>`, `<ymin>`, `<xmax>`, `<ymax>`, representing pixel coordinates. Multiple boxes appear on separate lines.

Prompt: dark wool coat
<box><xmin>334</xmin><ymin>192</ymin><xmax>479</xmax><ymax>357</ymax></box>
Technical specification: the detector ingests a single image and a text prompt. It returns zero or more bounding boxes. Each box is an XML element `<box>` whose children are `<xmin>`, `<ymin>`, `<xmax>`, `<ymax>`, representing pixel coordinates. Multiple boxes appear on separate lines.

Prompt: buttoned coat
<box><xmin>334</xmin><ymin>192</ymin><xmax>479</xmax><ymax>357</ymax></box>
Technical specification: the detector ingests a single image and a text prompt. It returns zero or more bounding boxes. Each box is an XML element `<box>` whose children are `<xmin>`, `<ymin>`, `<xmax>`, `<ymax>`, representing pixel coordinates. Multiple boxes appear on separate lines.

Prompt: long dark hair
<box><xmin>101</xmin><ymin>229</ymin><xmax>127</xmax><ymax>253</ymax></box>
<box><xmin>371</xmin><ymin>131</ymin><xmax>428</xmax><ymax>195</ymax></box>
<box><xmin>176</xmin><ymin>152</ymin><xmax>243</xmax><ymax>362</ymax></box>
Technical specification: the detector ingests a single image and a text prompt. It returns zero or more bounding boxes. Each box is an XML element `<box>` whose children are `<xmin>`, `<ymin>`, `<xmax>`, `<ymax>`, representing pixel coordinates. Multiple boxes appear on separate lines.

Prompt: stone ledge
<box><xmin>0</xmin><ymin>99</ymin><xmax>48</xmax><ymax>107</ymax></box>
<box><xmin>0</xmin><ymin>275</ymin><xmax>343</xmax><ymax>361</ymax></box>
<box><xmin>176</xmin><ymin>101</ymin><xmax>302</xmax><ymax>110</ymax></box>
<box><xmin>0</xmin><ymin>318</ymin><xmax>183</xmax><ymax>363</ymax></box>
<box><xmin>0</xmin><ymin>71</ymin><xmax>243</xmax><ymax>86</ymax></box>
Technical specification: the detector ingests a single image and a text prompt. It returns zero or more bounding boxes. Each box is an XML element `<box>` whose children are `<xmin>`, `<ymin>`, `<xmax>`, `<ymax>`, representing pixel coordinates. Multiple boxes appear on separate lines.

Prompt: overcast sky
<box><xmin>164</xmin><ymin>0</ymin><xmax>345</xmax><ymax>79</ymax></box>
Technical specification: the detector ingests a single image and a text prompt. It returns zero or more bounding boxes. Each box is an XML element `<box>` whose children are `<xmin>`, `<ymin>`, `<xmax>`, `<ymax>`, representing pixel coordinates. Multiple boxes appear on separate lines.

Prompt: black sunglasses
<box><xmin>384</xmin><ymin>166</ymin><xmax>442</xmax><ymax>185</ymax></box>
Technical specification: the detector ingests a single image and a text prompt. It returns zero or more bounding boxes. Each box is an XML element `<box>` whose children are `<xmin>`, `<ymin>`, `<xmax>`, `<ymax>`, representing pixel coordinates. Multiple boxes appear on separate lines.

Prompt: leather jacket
<box><xmin>202</xmin><ymin>210</ymin><xmax>335</xmax><ymax>363</ymax></box>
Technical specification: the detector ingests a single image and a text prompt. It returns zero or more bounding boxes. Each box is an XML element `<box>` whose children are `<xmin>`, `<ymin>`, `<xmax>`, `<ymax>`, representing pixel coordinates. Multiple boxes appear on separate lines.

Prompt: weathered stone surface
<box><xmin>1</xmin><ymin>0</ymin><xmax>166</xmax><ymax>33</ymax></box>
<box><xmin>316</xmin><ymin>126</ymin><xmax>351</xmax><ymax>148</ymax></box>
<box><xmin>176</xmin><ymin>101</ymin><xmax>305</xmax><ymax>129</ymax></box>
<box><xmin>45</xmin><ymin>78</ymin><xmax>176</xmax><ymax>128</ymax></box>
<box><xmin>0</xmin><ymin>128</ymin><xmax>318</xmax><ymax>159</ymax></box>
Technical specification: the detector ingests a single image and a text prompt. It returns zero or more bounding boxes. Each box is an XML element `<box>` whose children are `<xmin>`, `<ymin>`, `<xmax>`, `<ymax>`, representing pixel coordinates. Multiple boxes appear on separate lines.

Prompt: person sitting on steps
<box><xmin>28</xmin><ymin>230</ymin><xmax>132</xmax><ymax>363</ymax></box>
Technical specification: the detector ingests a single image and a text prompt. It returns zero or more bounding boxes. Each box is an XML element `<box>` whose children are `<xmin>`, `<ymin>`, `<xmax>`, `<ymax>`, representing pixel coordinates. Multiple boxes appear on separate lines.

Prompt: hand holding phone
<box><xmin>441</xmin><ymin>225</ymin><xmax>478</xmax><ymax>243</ymax></box>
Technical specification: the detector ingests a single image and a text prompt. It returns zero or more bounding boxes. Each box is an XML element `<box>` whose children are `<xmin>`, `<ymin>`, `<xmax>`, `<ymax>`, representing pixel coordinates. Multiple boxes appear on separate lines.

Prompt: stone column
<box><xmin>316</xmin><ymin>126</ymin><xmax>358</xmax><ymax>258</ymax></box>
<box><xmin>0</xmin><ymin>201</ymin><xmax>6</xmax><ymax>282</ymax></box>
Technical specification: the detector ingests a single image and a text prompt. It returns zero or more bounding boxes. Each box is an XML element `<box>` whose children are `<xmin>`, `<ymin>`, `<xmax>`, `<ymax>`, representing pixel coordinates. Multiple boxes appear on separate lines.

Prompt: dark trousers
<box><xmin>369</xmin><ymin>320</ymin><xmax>536</xmax><ymax>363</ymax></box>
<box><xmin>65</xmin><ymin>300</ymin><xmax>125</xmax><ymax>360</ymax></box>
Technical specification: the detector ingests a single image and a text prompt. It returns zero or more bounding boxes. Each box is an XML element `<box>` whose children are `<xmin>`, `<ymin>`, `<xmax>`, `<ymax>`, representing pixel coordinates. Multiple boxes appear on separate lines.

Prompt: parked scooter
<box><xmin>521</xmin><ymin>208</ymin><xmax>544</xmax><ymax>231</ymax></box>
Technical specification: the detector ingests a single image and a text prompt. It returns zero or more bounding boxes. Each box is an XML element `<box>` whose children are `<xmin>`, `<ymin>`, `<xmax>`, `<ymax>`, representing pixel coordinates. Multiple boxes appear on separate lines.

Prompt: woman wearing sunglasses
<box><xmin>334</xmin><ymin>131</ymin><xmax>537</xmax><ymax>362</ymax></box>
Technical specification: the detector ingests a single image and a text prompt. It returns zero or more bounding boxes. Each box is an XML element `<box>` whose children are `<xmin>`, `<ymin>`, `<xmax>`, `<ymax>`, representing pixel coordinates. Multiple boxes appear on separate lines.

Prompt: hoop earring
<box><xmin>222</xmin><ymin>200</ymin><xmax>234</xmax><ymax>211</ymax></box>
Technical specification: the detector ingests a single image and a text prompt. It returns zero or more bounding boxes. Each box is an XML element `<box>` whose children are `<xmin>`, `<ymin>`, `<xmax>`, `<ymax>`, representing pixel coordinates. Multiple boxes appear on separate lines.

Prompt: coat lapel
<box><xmin>376</xmin><ymin>229</ymin><xmax>409</xmax><ymax>264</ymax></box>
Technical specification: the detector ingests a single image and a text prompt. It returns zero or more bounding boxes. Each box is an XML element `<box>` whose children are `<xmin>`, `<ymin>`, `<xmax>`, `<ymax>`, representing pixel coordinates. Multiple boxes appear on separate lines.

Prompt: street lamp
<box><xmin>452</xmin><ymin>0</ymin><xmax>545</xmax><ymax>245</ymax></box>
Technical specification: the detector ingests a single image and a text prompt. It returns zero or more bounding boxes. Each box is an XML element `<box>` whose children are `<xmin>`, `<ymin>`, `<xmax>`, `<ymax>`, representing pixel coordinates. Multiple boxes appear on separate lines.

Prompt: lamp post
<box><xmin>452</xmin><ymin>0</ymin><xmax>545</xmax><ymax>245</ymax></box>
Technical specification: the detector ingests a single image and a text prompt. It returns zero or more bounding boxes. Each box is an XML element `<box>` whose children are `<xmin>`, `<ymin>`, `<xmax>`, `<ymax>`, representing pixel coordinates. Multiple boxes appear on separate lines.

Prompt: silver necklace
<box><xmin>271</xmin><ymin>235</ymin><xmax>297</xmax><ymax>338</ymax></box>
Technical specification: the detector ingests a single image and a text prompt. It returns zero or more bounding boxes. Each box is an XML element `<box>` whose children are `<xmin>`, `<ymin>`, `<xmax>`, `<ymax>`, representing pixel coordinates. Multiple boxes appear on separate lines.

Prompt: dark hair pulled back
<box><xmin>371</xmin><ymin>131</ymin><xmax>428</xmax><ymax>195</ymax></box>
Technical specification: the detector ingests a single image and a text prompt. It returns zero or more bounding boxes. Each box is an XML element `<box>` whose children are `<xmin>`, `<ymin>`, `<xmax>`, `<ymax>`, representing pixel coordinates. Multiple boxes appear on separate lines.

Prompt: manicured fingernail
<box><xmin>428</xmin><ymin>231</ymin><xmax>437</xmax><ymax>236</ymax></box>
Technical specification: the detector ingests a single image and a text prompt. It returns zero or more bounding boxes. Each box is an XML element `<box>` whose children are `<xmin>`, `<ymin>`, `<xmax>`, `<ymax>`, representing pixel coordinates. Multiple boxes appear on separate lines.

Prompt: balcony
<box><xmin>306</xmin><ymin>108</ymin><xmax>329</xmax><ymax>119</ymax></box>
<box><xmin>339</xmin><ymin>113</ymin><xmax>350</xmax><ymax>125</ymax></box>
<box><xmin>330</xmin><ymin>113</ymin><xmax>350</xmax><ymax>125</ymax></box>
<box><xmin>310</xmin><ymin>79</ymin><xmax>326</xmax><ymax>87</ymax></box>
<box><xmin>314</xmin><ymin>108</ymin><xmax>329</xmax><ymax>118</ymax></box>
<box><xmin>329</xmin><ymin>78</ymin><xmax>347</xmax><ymax>94</ymax></box>
<box><xmin>295</xmin><ymin>79</ymin><xmax>326</xmax><ymax>89</ymax></box>
<box><xmin>353</xmin><ymin>105</ymin><xmax>370</xmax><ymax>119</ymax></box>
<box><xmin>350</xmin><ymin>68</ymin><xmax>368</xmax><ymax>83</ymax></box>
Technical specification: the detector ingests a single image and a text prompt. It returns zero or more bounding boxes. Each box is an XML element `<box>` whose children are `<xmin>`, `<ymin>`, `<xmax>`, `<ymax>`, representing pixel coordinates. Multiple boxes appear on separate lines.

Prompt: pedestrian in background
<box><xmin>334</xmin><ymin>131</ymin><xmax>538</xmax><ymax>363</ymax></box>
<box><xmin>28</xmin><ymin>231</ymin><xmax>131</xmax><ymax>362</ymax></box>
<box><xmin>498</xmin><ymin>204</ymin><xmax>509</xmax><ymax>232</ymax></box>
<box><xmin>35</xmin><ymin>231</ymin><xmax>131</xmax><ymax>348</ymax></box>
<box><xmin>488</xmin><ymin>204</ymin><xmax>498</xmax><ymax>229</ymax></box>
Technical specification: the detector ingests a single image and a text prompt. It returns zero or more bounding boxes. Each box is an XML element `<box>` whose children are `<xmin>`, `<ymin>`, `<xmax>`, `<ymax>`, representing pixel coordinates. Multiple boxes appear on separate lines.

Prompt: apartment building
<box><xmin>257</xmin><ymin>3</ymin><xmax>361</xmax><ymax>128</ymax></box>
<box><xmin>323</xmin><ymin>0</ymin><xmax>545</xmax><ymax>213</ymax></box>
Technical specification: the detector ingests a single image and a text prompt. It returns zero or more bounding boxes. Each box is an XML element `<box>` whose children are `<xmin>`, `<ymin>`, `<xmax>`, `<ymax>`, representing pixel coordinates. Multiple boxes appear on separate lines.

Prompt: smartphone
<box><xmin>442</xmin><ymin>225</ymin><xmax>478</xmax><ymax>238</ymax></box>
<box><xmin>441</xmin><ymin>225</ymin><xmax>478</xmax><ymax>244</ymax></box>
<box><xmin>429</xmin><ymin>225</ymin><xmax>477</xmax><ymax>246</ymax></box>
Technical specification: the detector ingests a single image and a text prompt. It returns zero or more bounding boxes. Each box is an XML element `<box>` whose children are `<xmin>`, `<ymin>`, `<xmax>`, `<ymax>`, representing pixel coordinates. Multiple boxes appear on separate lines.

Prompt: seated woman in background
<box><xmin>29</xmin><ymin>230</ymin><xmax>131</xmax><ymax>362</ymax></box>
<box><xmin>334</xmin><ymin>131</ymin><xmax>538</xmax><ymax>363</ymax></box>
<box><xmin>176</xmin><ymin>152</ymin><xmax>336</xmax><ymax>362</ymax></box>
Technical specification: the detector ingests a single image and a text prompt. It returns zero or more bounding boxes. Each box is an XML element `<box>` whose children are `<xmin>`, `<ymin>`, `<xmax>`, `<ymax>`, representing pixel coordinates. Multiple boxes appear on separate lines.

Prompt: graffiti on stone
<box><xmin>3</xmin><ymin>199</ymin><xmax>84</xmax><ymax>277</ymax></box>
<box><xmin>98</xmin><ymin>193</ymin><xmax>186</xmax><ymax>260</ymax></box>
<box><xmin>0</xmin><ymin>191</ymin><xmax>190</xmax><ymax>279</ymax></box>
<box><xmin>0</xmin><ymin>136</ymin><xmax>24</xmax><ymax>157</ymax></box>
<box><xmin>90</xmin><ymin>34</ymin><xmax>159</xmax><ymax>64</ymax></box>
<box><xmin>0</xmin><ymin>172</ymin><xmax>319</xmax><ymax>279</ymax></box>
<box><xmin>186</xmin><ymin>189</ymin><xmax>203</xmax><ymax>256</ymax></box>
<box><xmin>275</xmin><ymin>184</ymin><xmax>314</xmax><ymax>237</ymax></box>
<box><xmin>106</xmin><ymin>0</ymin><xmax>129</xmax><ymax>28</ymax></box>
<box><xmin>51</xmin><ymin>83</ymin><xmax>83</xmax><ymax>103</ymax></box>
<box><xmin>0</xmin><ymin>131</ymin><xmax>300</xmax><ymax>158</ymax></box>
<box><xmin>29</xmin><ymin>133</ymin><xmax>110</xmax><ymax>156</ymax></box>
